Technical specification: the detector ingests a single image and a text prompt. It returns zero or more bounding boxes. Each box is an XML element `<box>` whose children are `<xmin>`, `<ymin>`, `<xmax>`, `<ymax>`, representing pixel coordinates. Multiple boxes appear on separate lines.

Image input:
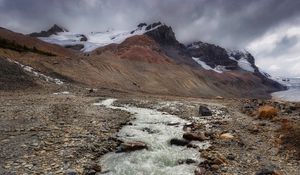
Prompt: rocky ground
<box><xmin>114</xmin><ymin>96</ymin><xmax>300</xmax><ymax>175</ymax></box>
<box><xmin>0</xmin><ymin>91</ymin><xmax>131</xmax><ymax>174</ymax></box>
<box><xmin>0</xmin><ymin>89</ymin><xmax>299</xmax><ymax>175</ymax></box>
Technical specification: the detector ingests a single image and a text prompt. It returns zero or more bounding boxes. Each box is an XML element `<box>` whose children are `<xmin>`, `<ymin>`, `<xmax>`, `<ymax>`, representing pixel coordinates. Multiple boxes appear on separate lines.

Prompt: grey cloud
<box><xmin>1</xmin><ymin>0</ymin><xmax>300</xmax><ymax>76</ymax></box>
<box><xmin>270</xmin><ymin>35</ymin><xmax>299</xmax><ymax>56</ymax></box>
<box><xmin>1</xmin><ymin>0</ymin><xmax>300</xmax><ymax>47</ymax></box>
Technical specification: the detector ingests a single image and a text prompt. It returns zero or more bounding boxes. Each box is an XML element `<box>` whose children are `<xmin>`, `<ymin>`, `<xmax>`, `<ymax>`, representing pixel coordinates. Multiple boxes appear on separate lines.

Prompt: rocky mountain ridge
<box><xmin>0</xmin><ymin>22</ymin><xmax>286</xmax><ymax>98</ymax></box>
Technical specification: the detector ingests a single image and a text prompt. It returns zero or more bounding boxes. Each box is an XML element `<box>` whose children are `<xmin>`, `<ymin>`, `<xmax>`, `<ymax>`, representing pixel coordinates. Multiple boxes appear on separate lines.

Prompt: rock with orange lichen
<box><xmin>258</xmin><ymin>105</ymin><xmax>278</xmax><ymax>119</ymax></box>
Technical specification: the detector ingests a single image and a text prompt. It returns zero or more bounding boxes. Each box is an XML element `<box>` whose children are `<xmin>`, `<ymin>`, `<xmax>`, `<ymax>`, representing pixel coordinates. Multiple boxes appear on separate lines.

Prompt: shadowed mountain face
<box><xmin>29</xmin><ymin>24</ymin><xmax>68</xmax><ymax>37</ymax></box>
<box><xmin>187</xmin><ymin>42</ymin><xmax>238</xmax><ymax>70</ymax></box>
<box><xmin>0</xmin><ymin>57</ymin><xmax>35</xmax><ymax>90</ymax></box>
<box><xmin>0</xmin><ymin>23</ymin><xmax>286</xmax><ymax>98</ymax></box>
<box><xmin>145</xmin><ymin>24</ymin><xmax>198</xmax><ymax>67</ymax></box>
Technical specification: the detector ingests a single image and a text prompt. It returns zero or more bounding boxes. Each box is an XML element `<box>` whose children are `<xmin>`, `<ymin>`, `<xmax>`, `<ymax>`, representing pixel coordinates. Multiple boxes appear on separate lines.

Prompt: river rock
<box><xmin>65</xmin><ymin>169</ymin><xmax>77</xmax><ymax>175</ymax></box>
<box><xmin>219</xmin><ymin>133</ymin><xmax>234</xmax><ymax>140</ymax></box>
<box><xmin>183</xmin><ymin>132</ymin><xmax>207</xmax><ymax>141</ymax></box>
<box><xmin>255</xmin><ymin>165</ymin><xmax>283</xmax><ymax>175</ymax></box>
<box><xmin>117</xmin><ymin>141</ymin><xmax>147</xmax><ymax>152</ymax></box>
<box><xmin>194</xmin><ymin>167</ymin><xmax>206</xmax><ymax>175</ymax></box>
<box><xmin>178</xmin><ymin>159</ymin><xmax>197</xmax><ymax>165</ymax></box>
<box><xmin>170</xmin><ymin>138</ymin><xmax>190</xmax><ymax>146</ymax></box>
<box><xmin>199</xmin><ymin>106</ymin><xmax>212</xmax><ymax>116</ymax></box>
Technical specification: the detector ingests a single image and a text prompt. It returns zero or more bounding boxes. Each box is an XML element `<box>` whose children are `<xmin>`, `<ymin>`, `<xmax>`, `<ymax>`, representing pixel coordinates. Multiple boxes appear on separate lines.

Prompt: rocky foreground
<box><xmin>0</xmin><ymin>89</ymin><xmax>299</xmax><ymax>175</ymax></box>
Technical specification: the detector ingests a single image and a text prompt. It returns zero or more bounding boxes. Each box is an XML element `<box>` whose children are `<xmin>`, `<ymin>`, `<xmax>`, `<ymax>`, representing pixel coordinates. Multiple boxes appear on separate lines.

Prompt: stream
<box><xmin>94</xmin><ymin>99</ymin><xmax>209</xmax><ymax>175</ymax></box>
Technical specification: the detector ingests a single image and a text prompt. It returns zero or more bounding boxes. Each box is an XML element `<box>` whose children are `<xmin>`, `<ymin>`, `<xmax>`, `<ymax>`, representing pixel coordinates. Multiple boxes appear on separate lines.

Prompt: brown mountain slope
<box><xmin>93</xmin><ymin>35</ymin><xmax>173</xmax><ymax>64</ymax></box>
<box><xmin>0</xmin><ymin>27</ymin><xmax>281</xmax><ymax>98</ymax></box>
<box><xmin>0</xmin><ymin>27</ymin><xmax>73</xmax><ymax>57</ymax></box>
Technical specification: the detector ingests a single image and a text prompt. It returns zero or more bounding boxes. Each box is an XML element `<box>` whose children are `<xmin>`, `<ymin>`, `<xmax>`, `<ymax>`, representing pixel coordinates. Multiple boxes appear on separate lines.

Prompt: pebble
<box><xmin>65</xmin><ymin>169</ymin><xmax>77</xmax><ymax>175</ymax></box>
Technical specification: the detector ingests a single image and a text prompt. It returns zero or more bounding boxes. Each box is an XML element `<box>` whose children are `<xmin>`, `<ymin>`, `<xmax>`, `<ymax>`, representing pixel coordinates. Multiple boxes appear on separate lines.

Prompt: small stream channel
<box><xmin>93</xmin><ymin>99</ymin><xmax>209</xmax><ymax>175</ymax></box>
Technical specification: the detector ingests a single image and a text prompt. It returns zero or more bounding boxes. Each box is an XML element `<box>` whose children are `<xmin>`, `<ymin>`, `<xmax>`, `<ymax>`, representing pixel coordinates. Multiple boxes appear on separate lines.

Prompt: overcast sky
<box><xmin>1</xmin><ymin>0</ymin><xmax>300</xmax><ymax>77</ymax></box>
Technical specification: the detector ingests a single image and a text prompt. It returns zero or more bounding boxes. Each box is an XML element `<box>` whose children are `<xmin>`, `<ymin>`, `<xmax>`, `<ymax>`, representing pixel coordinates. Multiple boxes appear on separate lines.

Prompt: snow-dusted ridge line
<box><xmin>6</xmin><ymin>58</ymin><xmax>63</xmax><ymax>85</ymax></box>
<box><xmin>38</xmin><ymin>24</ymin><xmax>163</xmax><ymax>52</ymax></box>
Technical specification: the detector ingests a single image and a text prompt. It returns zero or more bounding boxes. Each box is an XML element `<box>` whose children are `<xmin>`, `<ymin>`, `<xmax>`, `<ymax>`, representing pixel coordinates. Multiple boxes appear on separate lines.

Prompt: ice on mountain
<box><xmin>38</xmin><ymin>23</ymin><xmax>163</xmax><ymax>52</ymax></box>
<box><xmin>192</xmin><ymin>57</ymin><xmax>226</xmax><ymax>73</ymax></box>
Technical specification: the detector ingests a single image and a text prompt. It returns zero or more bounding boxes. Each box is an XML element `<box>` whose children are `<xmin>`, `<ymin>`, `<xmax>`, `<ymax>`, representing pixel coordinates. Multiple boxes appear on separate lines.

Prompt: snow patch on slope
<box><xmin>227</xmin><ymin>51</ymin><xmax>255</xmax><ymax>72</ymax></box>
<box><xmin>39</xmin><ymin>25</ymin><xmax>162</xmax><ymax>52</ymax></box>
<box><xmin>192</xmin><ymin>57</ymin><xmax>227</xmax><ymax>73</ymax></box>
<box><xmin>6</xmin><ymin>58</ymin><xmax>63</xmax><ymax>85</ymax></box>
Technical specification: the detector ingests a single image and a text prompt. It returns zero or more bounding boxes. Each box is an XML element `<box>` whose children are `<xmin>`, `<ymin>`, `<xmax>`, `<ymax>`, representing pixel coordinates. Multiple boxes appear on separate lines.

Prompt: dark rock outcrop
<box><xmin>187</xmin><ymin>42</ymin><xmax>238</xmax><ymax>70</ymax></box>
<box><xmin>145</xmin><ymin>24</ymin><xmax>177</xmax><ymax>45</ymax></box>
<box><xmin>65</xmin><ymin>44</ymin><xmax>84</xmax><ymax>51</ymax></box>
<box><xmin>79</xmin><ymin>34</ymin><xmax>88</xmax><ymax>41</ymax></box>
<box><xmin>183</xmin><ymin>132</ymin><xmax>207</xmax><ymax>141</ymax></box>
<box><xmin>170</xmin><ymin>138</ymin><xmax>190</xmax><ymax>146</ymax></box>
<box><xmin>29</xmin><ymin>24</ymin><xmax>68</xmax><ymax>37</ymax></box>
<box><xmin>0</xmin><ymin>57</ymin><xmax>36</xmax><ymax>90</ymax></box>
<box><xmin>145</xmin><ymin>23</ymin><xmax>198</xmax><ymax>66</ymax></box>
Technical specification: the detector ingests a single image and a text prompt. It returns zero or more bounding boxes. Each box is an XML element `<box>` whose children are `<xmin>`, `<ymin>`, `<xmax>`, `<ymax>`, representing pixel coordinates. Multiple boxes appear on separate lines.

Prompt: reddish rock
<box><xmin>258</xmin><ymin>105</ymin><xmax>278</xmax><ymax>119</ymax></box>
<box><xmin>183</xmin><ymin>132</ymin><xmax>207</xmax><ymax>141</ymax></box>
<box><xmin>117</xmin><ymin>141</ymin><xmax>147</xmax><ymax>152</ymax></box>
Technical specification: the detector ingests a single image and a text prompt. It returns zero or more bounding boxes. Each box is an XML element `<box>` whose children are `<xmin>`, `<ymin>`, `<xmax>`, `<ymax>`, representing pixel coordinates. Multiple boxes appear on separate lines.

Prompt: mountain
<box><xmin>0</xmin><ymin>27</ymin><xmax>73</xmax><ymax>57</ymax></box>
<box><xmin>30</xmin><ymin>23</ymin><xmax>163</xmax><ymax>52</ymax></box>
<box><xmin>0</xmin><ymin>22</ymin><xmax>285</xmax><ymax>98</ymax></box>
<box><xmin>29</xmin><ymin>24</ymin><xmax>68</xmax><ymax>37</ymax></box>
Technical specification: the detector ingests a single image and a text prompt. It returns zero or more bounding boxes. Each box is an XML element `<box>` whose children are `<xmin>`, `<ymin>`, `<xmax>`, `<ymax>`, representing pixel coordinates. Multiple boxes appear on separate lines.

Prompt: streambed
<box><xmin>94</xmin><ymin>99</ymin><xmax>209</xmax><ymax>175</ymax></box>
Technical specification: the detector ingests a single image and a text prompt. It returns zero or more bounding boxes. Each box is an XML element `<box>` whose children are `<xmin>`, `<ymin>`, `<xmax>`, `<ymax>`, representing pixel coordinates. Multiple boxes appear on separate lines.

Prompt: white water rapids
<box><xmin>93</xmin><ymin>99</ymin><xmax>209</xmax><ymax>175</ymax></box>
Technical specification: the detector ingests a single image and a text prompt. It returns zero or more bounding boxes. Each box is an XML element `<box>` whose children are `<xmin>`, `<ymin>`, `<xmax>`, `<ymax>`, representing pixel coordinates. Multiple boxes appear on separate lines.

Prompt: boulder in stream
<box><xmin>183</xmin><ymin>132</ymin><xmax>207</xmax><ymax>141</ymax></box>
<box><xmin>117</xmin><ymin>141</ymin><xmax>147</xmax><ymax>152</ymax></box>
<box><xmin>170</xmin><ymin>138</ymin><xmax>190</xmax><ymax>146</ymax></box>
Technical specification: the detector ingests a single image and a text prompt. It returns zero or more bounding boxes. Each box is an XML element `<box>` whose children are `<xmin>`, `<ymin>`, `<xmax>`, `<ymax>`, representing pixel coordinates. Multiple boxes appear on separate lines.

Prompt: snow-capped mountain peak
<box><xmin>32</xmin><ymin>22</ymin><xmax>163</xmax><ymax>52</ymax></box>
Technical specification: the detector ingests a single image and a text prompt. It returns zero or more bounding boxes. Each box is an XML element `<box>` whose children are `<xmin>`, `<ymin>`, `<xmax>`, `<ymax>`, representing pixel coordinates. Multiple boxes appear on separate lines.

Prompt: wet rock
<box><xmin>85</xmin><ymin>169</ymin><xmax>96</xmax><ymax>175</ymax></box>
<box><xmin>65</xmin><ymin>169</ymin><xmax>77</xmax><ymax>175</ymax></box>
<box><xmin>141</xmin><ymin>127</ymin><xmax>158</xmax><ymax>134</ymax></box>
<box><xmin>178</xmin><ymin>159</ymin><xmax>197</xmax><ymax>165</ymax></box>
<box><xmin>91</xmin><ymin>164</ymin><xmax>102</xmax><ymax>172</ymax></box>
<box><xmin>117</xmin><ymin>141</ymin><xmax>147</xmax><ymax>152</ymax></box>
<box><xmin>183</xmin><ymin>132</ymin><xmax>207</xmax><ymax>141</ymax></box>
<box><xmin>187</xmin><ymin>143</ymin><xmax>199</xmax><ymax>149</ymax></box>
<box><xmin>194</xmin><ymin>167</ymin><xmax>206</xmax><ymax>175</ymax></box>
<box><xmin>170</xmin><ymin>138</ymin><xmax>190</xmax><ymax>146</ymax></box>
<box><xmin>167</xmin><ymin>122</ymin><xmax>180</xmax><ymax>126</ymax></box>
<box><xmin>199</xmin><ymin>106</ymin><xmax>212</xmax><ymax>116</ymax></box>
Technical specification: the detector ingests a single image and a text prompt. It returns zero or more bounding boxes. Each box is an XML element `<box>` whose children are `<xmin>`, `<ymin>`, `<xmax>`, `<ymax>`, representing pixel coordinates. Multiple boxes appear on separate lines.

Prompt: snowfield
<box><xmin>192</xmin><ymin>57</ymin><xmax>227</xmax><ymax>73</ymax></box>
<box><xmin>38</xmin><ymin>24</ymin><xmax>162</xmax><ymax>52</ymax></box>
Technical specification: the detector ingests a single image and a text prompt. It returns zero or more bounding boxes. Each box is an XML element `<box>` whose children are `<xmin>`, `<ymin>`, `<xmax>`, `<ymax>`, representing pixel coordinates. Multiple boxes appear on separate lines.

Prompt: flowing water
<box><xmin>94</xmin><ymin>99</ymin><xmax>209</xmax><ymax>175</ymax></box>
<box><xmin>272</xmin><ymin>78</ymin><xmax>300</xmax><ymax>102</ymax></box>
